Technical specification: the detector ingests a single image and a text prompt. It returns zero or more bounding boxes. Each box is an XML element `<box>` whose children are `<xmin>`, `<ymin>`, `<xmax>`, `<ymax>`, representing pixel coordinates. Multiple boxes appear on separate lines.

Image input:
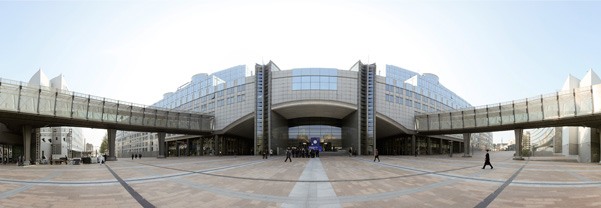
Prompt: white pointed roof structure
<box><xmin>50</xmin><ymin>74</ymin><xmax>70</xmax><ymax>91</ymax></box>
<box><xmin>27</xmin><ymin>69</ymin><xmax>50</xmax><ymax>87</ymax></box>
<box><xmin>561</xmin><ymin>74</ymin><xmax>581</xmax><ymax>91</ymax></box>
<box><xmin>579</xmin><ymin>69</ymin><xmax>601</xmax><ymax>87</ymax></box>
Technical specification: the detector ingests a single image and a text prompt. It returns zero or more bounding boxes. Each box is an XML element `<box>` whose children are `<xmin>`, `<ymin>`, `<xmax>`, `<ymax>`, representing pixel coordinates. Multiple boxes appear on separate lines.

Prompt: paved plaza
<box><xmin>1</xmin><ymin>151</ymin><xmax>601</xmax><ymax>207</ymax></box>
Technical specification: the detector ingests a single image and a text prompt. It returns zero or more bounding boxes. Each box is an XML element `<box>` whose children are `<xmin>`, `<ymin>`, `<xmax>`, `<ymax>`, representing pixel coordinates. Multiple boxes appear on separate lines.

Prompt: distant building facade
<box><xmin>28</xmin><ymin>70</ymin><xmax>86</xmax><ymax>161</ymax></box>
<box><xmin>116</xmin><ymin>61</ymin><xmax>492</xmax><ymax>157</ymax></box>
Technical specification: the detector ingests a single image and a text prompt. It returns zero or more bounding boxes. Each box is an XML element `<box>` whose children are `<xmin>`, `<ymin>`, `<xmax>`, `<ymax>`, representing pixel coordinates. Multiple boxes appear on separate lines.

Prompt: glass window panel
<box><xmin>511</xmin><ymin>101</ymin><xmax>526</xmax><ymax>123</ymax></box>
<box><xmin>19</xmin><ymin>86</ymin><xmax>38</xmax><ymax>114</ymax></box>
<box><xmin>311</xmin><ymin>68</ymin><xmax>320</xmax><ymax>75</ymax></box>
<box><xmin>320</xmin><ymin>83</ymin><xmax>329</xmax><ymax>89</ymax></box>
<box><xmin>488</xmin><ymin>106</ymin><xmax>501</xmax><ymax>126</ymax></box>
<box><xmin>117</xmin><ymin>105</ymin><xmax>131</xmax><ymax>124</ymax></box>
<box><xmin>0</xmin><ymin>84</ymin><xmax>19</xmax><ymax>111</ymax></box>
<box><xmin>292</xmin><ymin>83</ymin><xmax>301</xmax><ymax>90</ymax></box>
<box><xmin>301</xmin><ymin>77</ymin><xmax>310</xmax><ymax>83</ymax></box>
<box><xmin>302</xmin><ymin>82</ymin><xmax>310</xmax><ymax>90</ymax></box>
<box><xmin>464</xmin><ymin>110</ymin><xmax>475</xmax><ymax>128</ymax></box>
<box><xmin>311</xmin><ymin>76</ymin><xmax>320</xmax><ymax>82</ymax></box>
<box><xmin>130</xmin><ymin>106</ymin><xmax>144</xmax><ymax>126</ymax></box>
<box><xmin>311</xmin><ymin>82</ymin><xmax>319</xmax><ymax>89</ymax></box>
<box><xmin>559</xmin><ymin>91</ymin><xmax>575</xmax><ymax>117</ymax></box>
<box><xmin>416</xmin><ymin>115</ymin><xmax>428</xmax><ymax>131</ymax></box>
<box><xmin>89</xmin><ymin>99</ymin><xmax>105</xmax><ymax>121</ymax></box>
<box><xmin>500</xmin><ymin>103</ymin><xmax>515</xmax><ymax>124</ymax></box>
<box><xmin>329</xmin><ymin>77</ymin><xmax>337</xmax><ymax>82</ymax></box>
<box><xmin>575</xmin><ymin>88</ymin><xmax>593</xmax><ymax>116</ymax></box>
<box><xmin>143</xmin><ymin>110</ymin><xmax>156</xmax><ymax>126</ymax></box>
<box><xmin>329</xmin><ymin>83</ymin><xmax>337</xmax><ymax>90</ymax></box>
<box><xmin>292</xmin><ymin>77</ymin><xmax>301</xmax><ymax>83</ymax></box>
<box><xmin>428</xmin><ymin>114</ymin><xmax>440</xmax><ymax>130</ymax></box>
<box><xmin>451</xmin><ymin>112</ymin><xmax>463</xmax><ymax>129</ymax></box>
<box><xmin>320</xmin><ymin>76</ymin><xmax>329</xmax><ymax>83</ymax></box>
<box><xmin>440</xmin><ymin>113</ymin><xmax>451</xmax><ymax>130</ymax></box>
<box><xmin>38</xmin><ymin>90</ymin><xmax>56</xmax><ymax>116</ymax></box>
<box><xmin>543</xmin><ymin>95</ymin><xmax>559</xmax><ymax>119</ymax></box>
<box><xmin>72</xmin><ymin>96</ymin><xmax>88</xmax><ymax>119</ymax></box>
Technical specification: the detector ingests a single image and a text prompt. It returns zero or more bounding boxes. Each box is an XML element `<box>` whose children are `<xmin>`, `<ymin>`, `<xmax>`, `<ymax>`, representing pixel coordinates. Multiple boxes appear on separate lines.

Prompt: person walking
<box><xmin>348</xmin><ymin>147</ymin><xmax>352</xmax><ymax>157</ymax></box>
<box><xmin>374</xmin><ymin>149</ymin><xmax>380</xmax><ymax>162</ymax></box>
<box><xmin>285</xmin><ymin>149</ymin><xmax>292</xmax><ymax>162</ymax></box>
<box><xmin>415</xmin><ymin>147</ymin><xmax>418</xmax><ymax>157</ymax></box>
<box><xmin>482</xmin><ymin>149</ymin><xmax>493</xmax><ymax>169</ymax></box>
<box><xmin>139</xmin><ymin>154</ymin><xmax>142</xmax><ymax>159</ymax></box>
<box><xmin>132</xmin><ymin>154</ymin><xmax>134</xmax><ymax>160</ymax></box>
<box><xmin>262</xmin><ymin>150</ymin><xmax>266</xmax><ymax>159</ymax></box>
<box><xmin>98</xmin><ymin>155</ymin><xmax>104</xmax><ymax>166</ymax></box>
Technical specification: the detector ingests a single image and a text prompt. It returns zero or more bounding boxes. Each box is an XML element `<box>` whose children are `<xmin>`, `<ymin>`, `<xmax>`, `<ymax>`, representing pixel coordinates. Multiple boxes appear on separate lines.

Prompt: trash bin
<box><xmin>73</xmin><ymin>158</ymin><xmax>81</xmax><ymax>165</ymax></box>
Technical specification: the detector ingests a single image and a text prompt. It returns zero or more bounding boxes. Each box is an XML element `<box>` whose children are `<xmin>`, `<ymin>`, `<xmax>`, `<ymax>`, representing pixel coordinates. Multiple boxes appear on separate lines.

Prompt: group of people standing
<box><xmin>284</xmin><ymin>148</ymin><xmax>320</xmax><ymax>162</ymax></box>
<box><xmin>131</xmin><ymin>153</ymin><xmax>142</xmax><ymax>160</ymax></box>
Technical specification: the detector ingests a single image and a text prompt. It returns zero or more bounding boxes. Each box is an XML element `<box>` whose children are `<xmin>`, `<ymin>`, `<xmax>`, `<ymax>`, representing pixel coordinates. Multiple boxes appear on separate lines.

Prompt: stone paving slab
<box><xmin>514</xmin><ymin>170</ymin><xmax>583</xmax><ymax>182</ymax></box>
<box><xmin>489</xmin><ymin>186</ymin><xmax>601</xmax><ymax>207</ymax></box>
<box><xmin>1</xmin><ymin>153</ymin><xmax>601</xmax><ymax>207</ymax></box>
<box><xmin>0</xmin><ymin>185</ymin><xmax>140</xmax><ymax>208</ymax></box>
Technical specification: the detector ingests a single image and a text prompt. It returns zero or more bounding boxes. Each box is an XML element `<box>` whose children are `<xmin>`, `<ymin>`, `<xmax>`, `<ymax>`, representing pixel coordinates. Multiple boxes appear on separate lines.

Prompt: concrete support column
<box><xmin>426</xmin><ymin>137</ymin><xmax>432</xmax><ymax>155</ymax></box>
<box><xmin>439</xmin><ymin>139</ymin><xmax>443</xmax><ymax>155</ymax></box>
<box><xmin>186</xmin><ymin>139</ymin><xmax>191</xmax><ymax>156</ymax></box>
<box><xmin>107</xmin><ymin>129</ymin><xmax>117</xmax><ymax>161</ymax></box>
<box><xmin>463</xmin><ymin>133</ymin><xmax>471</xmax><ymax>157</ymax></box>
<box><xmin>22</xmin><ymin>125</ymin><xmax>32</xmax><ymax>165</ymax></box>
<box><xmin>411</xmin><ymin>135</ymin><xmax>416</xmax><ymax>155</ymax></box>
<box><xmin>514</xmin><ymin>129</ymin><xmax>524</xmax><ymax>160</ymax></box>
<box><xmin>450</xmin><ymin>141</ymin><xmax>453</xmax><ymax>156</ymax></box>
<box><xmin>157</xmin><ymin>132</ymin><xmax>166</xmax><ymax>158</ymax></box>
<box><xmin>176</xmin><ymin>142</ymin><xmax>180</xmax><ymax>157</ymax></box>
<box><xmin>214</xmin><ymin>135</ymin><xmax>219</xmax><ymax>156</ymax></box>
<box><xmin>200</xmin><ymin>137</ymin><xmax>204</xmax><ymax>156</ymax></box>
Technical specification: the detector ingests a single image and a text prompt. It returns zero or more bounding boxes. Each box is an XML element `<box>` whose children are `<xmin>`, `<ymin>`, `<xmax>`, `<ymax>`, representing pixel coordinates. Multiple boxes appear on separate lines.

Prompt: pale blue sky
<box><xmin>1</xmin><ymin>0</ymin><xmax>601</xmax><ymax>146</ymax></box>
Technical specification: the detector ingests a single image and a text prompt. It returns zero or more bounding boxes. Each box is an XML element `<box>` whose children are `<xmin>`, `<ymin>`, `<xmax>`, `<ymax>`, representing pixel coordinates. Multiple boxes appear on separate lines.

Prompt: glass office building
<box><xmin>117</xmin><ymin>61</ymin><xmax>490</xmax><ymax>156</ymax></box>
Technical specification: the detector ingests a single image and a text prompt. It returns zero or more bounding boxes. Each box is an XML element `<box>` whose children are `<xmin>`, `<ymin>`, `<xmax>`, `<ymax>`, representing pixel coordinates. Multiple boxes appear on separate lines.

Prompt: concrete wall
<box><xmin>554</xmin><ymin>127</ymin><xmax>562</xmax><ymax>153</ymax></box>
<box><xmin>562</xmin><ymin>126</ymin><xmax>578</xmax><ymax>156</ymax></box>
<box><xmin>342</xmin><ymin>111</ymin><xmax>359</xmax><ymax>152</ymax></box>
<box><xmin>578</xmin><ymin>127</ymin><xmax>600</xmax><ymax>163</ymax></box>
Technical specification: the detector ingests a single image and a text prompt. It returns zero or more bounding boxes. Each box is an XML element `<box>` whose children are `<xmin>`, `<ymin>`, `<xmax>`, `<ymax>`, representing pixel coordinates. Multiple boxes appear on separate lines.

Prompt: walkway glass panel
<box><xmin>416</xmin><ymin>85</ymin><xmax>598</xmax><ymax>133</ymax></box>
<box><xmin>0</xmin><ymin>78</ymin><xmax>213</xmax><ymax>133</ymax></box>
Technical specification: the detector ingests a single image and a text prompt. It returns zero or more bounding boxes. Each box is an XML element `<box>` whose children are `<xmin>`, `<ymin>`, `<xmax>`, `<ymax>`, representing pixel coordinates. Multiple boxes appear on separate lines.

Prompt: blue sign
<box><xmin>309</xmin><ymin>137</ymin><xmax>322</xmax><ymax>152</ymax></box>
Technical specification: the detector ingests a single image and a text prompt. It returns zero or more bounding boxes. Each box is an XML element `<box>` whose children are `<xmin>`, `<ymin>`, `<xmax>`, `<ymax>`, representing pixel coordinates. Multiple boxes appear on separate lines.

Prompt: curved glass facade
<box><xmin>291</xmin><ymin>68</ymin><xmax>337</xmax><ymax>90</ymax></box>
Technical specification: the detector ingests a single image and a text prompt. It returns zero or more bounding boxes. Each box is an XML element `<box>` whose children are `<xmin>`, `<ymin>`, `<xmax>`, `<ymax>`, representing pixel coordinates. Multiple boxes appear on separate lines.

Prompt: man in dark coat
<box><xmin>482</xmin><ymin>149</ymin><xmax>493</xmax><ymax>169</ymax></box>
<box><xmin>285</xmin><ymin>149</ymin><xmax>292</xmax><ymax>162</ymax></box>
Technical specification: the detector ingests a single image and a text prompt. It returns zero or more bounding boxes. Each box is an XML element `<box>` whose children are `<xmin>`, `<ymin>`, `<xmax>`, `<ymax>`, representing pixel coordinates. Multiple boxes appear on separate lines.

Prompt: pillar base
<box><xmin>157</xmin><ymin>155</ymin><xmax>166</xmax><ymax>159</ymax></box>
<box><xmin>513</xmin><ymin>156</ymin><xmax>524</xmax><ymax>160</ymax></box>
<box><xmin>23</xmin><ymin>161</ymin><xmax>31</xmax><ymax>166</ymax></box>
<box><xmin>106</xmin><ymin>157</ymin><xmax>117</xmax><ymax>161</ymax></box>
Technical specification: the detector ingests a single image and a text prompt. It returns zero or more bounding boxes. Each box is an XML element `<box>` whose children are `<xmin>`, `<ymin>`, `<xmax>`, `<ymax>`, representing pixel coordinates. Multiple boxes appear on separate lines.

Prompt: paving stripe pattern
<box><xmin>281</xmin><ymin>158</ymin><xmax>341</xmax><ymax>208</ymax></box>
<box><xmin>105</xmin><ymin>164</ymin><xmax>155</xmax><ymax>208</ymax></box>
<box><xmin>474</xmin><ymin>158</ymin><xmax>530</xmax><ymax>208</ymax></box>
<box><xmin>0</xmin><ymin>165</ymin><xmax>72</xmax><ymax>199</ymax></box>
